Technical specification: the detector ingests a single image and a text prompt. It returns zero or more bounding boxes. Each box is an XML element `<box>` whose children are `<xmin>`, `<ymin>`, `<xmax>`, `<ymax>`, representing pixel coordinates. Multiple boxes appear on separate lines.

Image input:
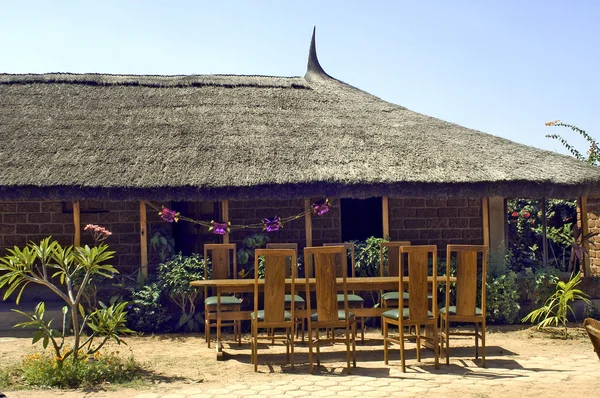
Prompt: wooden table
<box><xmin>192</xmin><ymin>276</ymin><xmax>449</xmax><ymax>359</ymax></box>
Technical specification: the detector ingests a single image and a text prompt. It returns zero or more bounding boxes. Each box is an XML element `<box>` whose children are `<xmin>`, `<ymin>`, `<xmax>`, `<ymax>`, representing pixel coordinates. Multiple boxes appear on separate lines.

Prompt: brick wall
<box><xmin>228</xmin><ymin>198</ymin><xmax>341</xmax><ymax>251</ymax></box>
<box><xmin>586</xmin><ymin>197</ymin><xmax>600</xmax><ymax>276</ymax></box>
<box><xmin>0</xmin><ymin>200</ymin><xmax>164</xmax><ymax>273</ymax></box>
<box><xmin>389</xmin><ymin>197</ymin><xmax>484</xmax><ymax>259</ymax></box>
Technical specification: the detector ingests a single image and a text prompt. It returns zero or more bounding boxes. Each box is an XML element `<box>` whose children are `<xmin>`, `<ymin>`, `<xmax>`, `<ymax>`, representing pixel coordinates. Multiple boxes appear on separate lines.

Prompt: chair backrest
<box><xmin>304</xmin><ymin>246</ymin><xmax>348</xmax><ymax>323</ymax></box>
<box><xmin>323</xmin><ymin>242</ymin><xmax>356</xmax><ymax>277</ymax></box>
<box><xmin>266</xmin><ymin>243</ymin><xmax>298</xmax><ymax>278</ymax></box>
<box><xmin>204</xmin><ymin>244</ymin><xmax>237</xmax><ymax>280</ymax></box>
<box><xmin>254</xmin><ymin>248</ymin><xmax>296</xmax><ymax>322</ymax></box>
<box><xmin>399</xmin><ymin>245</ymin><xmax>437</xmax><ymax>322</ymax></box>
<box><xmin>380</xmin><ymin>241</ymin><xmax>411</xmax><ymax>277</ymax></box>
<box><xmin>446</xmin><ymin>245</ymin><xmax>487</xmax><ymax>317</ymax></box>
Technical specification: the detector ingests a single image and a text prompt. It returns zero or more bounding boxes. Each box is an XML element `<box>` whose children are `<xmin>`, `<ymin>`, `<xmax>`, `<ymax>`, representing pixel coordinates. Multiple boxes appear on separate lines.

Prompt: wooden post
<box><xmin>382</xmin><ymin>196</ymin><xmax>390</xmax><ymax>238</ymax></box>
<box><xmin>304</xmin><ymin>198</ymin><xmax>313</xmax><ymax>277</ymax></box>
<box><xmin>542</xmin><ymin>198</ymin><xmax>548</xmax><ymax>268</ymax></box>
<box><xmin>487</xmin><ymin>197</ymin><xmax>506</xmax><ymax>274</ymax></box>
<box><xmin>221</xmin><ymin>200</ymin><xmax>229</xmax><ymax>244</ymax></box>
<box><xmin>73</xmin><ymin>201</ymin><xmax>81</xmax><ymax>247</ymax></box>
<box><xmin>580</xmin><ymin>196</ymin><xmax>591</xmax><ymax>276</ymax></box>
<box><xmin>140</xmin><ymin>201</ymin><xmax>148</xmax><ymax>278</ymax></box>
<box><xmin>482</xmin><ymin>198</ymin><xmax>490</xmax><ymax>248</ymax></box>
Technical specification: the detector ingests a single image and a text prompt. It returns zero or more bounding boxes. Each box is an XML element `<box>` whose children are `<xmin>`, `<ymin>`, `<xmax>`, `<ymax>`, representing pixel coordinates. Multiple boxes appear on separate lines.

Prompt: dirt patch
<box><xmin>1</xmin><ymin>324</ymin><xmax>598</xmax><ymax>397</ymax></box>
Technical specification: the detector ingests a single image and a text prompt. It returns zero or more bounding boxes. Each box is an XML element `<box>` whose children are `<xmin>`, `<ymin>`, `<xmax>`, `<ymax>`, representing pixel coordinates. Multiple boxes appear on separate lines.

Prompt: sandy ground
<box><xmin>1</xmin><ymin>324</ymin><xmax>599</xmax><ymax>397</ymax></box>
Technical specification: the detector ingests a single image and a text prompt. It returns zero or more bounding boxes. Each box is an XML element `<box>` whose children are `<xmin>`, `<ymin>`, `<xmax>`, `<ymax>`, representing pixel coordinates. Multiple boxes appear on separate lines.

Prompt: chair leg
<box><xmin>415</xmin><ymin>325</ymin><xmax>421</xmax><ymax>363</ymax></box>
<box><xmin>346</xmin><ymin>325</ymin><xmax>351</xmax><ymax>374</ymax></box>
<box><xmin>252</xmin><ymin>322</ymin><xmax>258</xmax><ymax>372</ymax></box>
<box><xmin>383</xmin><ymin>319</ymin><xmax>389</xmax><ymax>365</ymax></box>
<box><xmin>352</xmin><ymin>321</ymin><xmax>357</xmax><ymax>367</ymax></box>
<box><xmin>316</xmin><ymin>328</ymin><xmax>321</xmax><ymax>367</ymax></box>
<box><xmin>433</xmin><ymin>322</ymin><xmax>439</xmax><ymax>370</ymax></box>
<box><xmin>445</xmin><ymin>317</ymin><xmax>450</xmax><ymax>366</ymax></box>
<box><xmin>475</xmin><ymin>323</ymin><xmax>479</xmax><ymax>360</ymax></box>
<box><xmin>308</xmin><ymin>326</ymin><xmax>314</xmax><ymax>374</ymax></box>
<box><xmin>399</xmin><ymin>325</ymin><xmax>406</xmax><ymax>372</ymax></box>
<box><xmin>481</xmin><ymin>322</ymin><xmax>486</xmax><ymax>368</ymax></box>
<box><xmin>206</xmin><ymin>317</ymin><xmax>212</xmax><ymax>349</ymax></box>
<box><xmin>290</xmin><ymin>326</ymin><xmax>295</xmax><ymax>370</ymax></box>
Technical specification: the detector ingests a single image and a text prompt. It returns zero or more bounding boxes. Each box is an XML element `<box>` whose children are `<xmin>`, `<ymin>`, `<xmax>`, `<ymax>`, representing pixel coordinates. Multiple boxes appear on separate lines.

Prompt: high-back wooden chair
<box><xmin>203</xmin><ymin>244</ymin><xmax>241</xmax><ymax>348</ymax></box>
<box><xmin>251</xmin><ymin>249</ymin><xmax>297</xmax><ymax>371</ymax></box>
<box><xmin>380</xmin><ymin>241</ymin><xmax>411</xmax><ymax>308</ymax></box>
<box><xmin>440</xmin><ymin>245</ymin><xmax>487</xmax><ymax>366</ymax></box>
<box><xmin>382</xmin><ymin>245</ymin><xmax>439</xmax><ymax>372</ymax></box>
<box><xmin>266</xmin><ymin>242</ymin><xmax>305</xmax><ymax>340</ymax></box>
<box><xmin>304</xmin><ymin>246</ymin><xmax>357</xmax><ymax>374</ymax></box>
<box><xmin>324</xmin><ymin>242</ymin><xmax>365</xmax><ymax>342</ymax></box>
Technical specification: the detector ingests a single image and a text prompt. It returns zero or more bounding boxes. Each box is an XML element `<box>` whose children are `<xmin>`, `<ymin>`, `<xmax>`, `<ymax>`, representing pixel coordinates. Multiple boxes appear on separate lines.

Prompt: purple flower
<box><xmin>312</xmin><ymin>199</ymin><xmax>330</xmax><ymax>216</ymax></box>
<box><xmin>159</xmin><ymin>207</ymin><xmax>179</xmax><ymax>223</ymax></box>
<box><xmin>263</xmin><ymin>216</ymin><xmax>282</xmax><ymax>232</ymax></box>
<box><xmin>211</xmin><ymin>221</ymin><xmax>229</xmax><ymax>235</ymax></box>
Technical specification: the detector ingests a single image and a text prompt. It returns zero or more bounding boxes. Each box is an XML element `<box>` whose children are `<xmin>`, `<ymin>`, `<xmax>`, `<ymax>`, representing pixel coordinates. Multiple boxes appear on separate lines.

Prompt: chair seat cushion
<box><xmin>337</xmin><ymin>293</ymin><xmax>364</xmax><ymax>303</ymax></box>
<box><xmin>381</xmin><ymin>291</ymin><xmax>409</xmax><ymax>301</ymax></box>
<box><xmin>284</xmin><ymin>294</ymin><xmax>305</xmax><ymax>303</ymax></box>
<box><xmin>204</xmin><ymin>296</ymin><xmax>242</xmax><ymax>306</ymax></box>
<box><xmin>439</xmin><ymin>305</ymin><xmax>482</xmax><ymax>316</ymax></box>
<box><xmin>382</xmin><ymin>308</ymin><xmax>434</xmax><ymax>320</ymax></box>
<box><xmin>251</xmin><ymin>310</ymin><xmax>292</xmax><ymax>321</ymax></box>
<box><xmin>311</xmin><ymin>310</ymin><xmax>355</xmax><ymax>321</ymax></box>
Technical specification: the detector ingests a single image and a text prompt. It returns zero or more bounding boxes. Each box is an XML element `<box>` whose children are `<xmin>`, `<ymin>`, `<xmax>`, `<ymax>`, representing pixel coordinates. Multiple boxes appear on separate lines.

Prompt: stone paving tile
<box><xmin>309</xmin><ymin>390</ymin><xmax>336</xmax><ymax>397</ymax></box>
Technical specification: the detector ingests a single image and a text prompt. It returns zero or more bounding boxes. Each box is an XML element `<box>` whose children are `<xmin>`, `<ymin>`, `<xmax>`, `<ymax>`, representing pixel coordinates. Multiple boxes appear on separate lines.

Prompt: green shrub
<box><xmin>17</xmin><ymin>350</ymin><xmax>140</xmax><ymax>388</ymax></box>
<box><xmin>486</xmin><ymin>272</ymin><xmax>520</xmax><ymax>324</ymax></box>
<box><xmin>127</xmin><ymin>280</ymin><xmax>172</xmax><ymax>333</ymax></box>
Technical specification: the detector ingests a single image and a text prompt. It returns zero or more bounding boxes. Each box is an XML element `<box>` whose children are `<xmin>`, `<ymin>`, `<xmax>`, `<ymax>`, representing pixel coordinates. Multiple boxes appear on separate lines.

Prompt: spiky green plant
<box><xmin>522</xmin><ymin>272</ymin><xmax>590</xmax><ymax>338</ymax></box>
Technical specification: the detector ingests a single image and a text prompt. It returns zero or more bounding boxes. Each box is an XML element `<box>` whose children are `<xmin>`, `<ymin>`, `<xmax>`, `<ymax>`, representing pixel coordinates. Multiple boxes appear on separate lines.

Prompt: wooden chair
<box><xmin>440</xmin><ymin>245</ymin><xmax>487</xmax><ymax>366</ymax></box>
<box><xmin>324</xmin><ymin>242</ymin><xmax>365</xmax><ymax>342</ymax></box>
<box><xmin>266</xmin><ymin>243</ymin><xmax>305</xmax><ymax>341</ymax></box>
<box><xmin>304</xmin><ymin>246</ymin><xmax>357</xmax><ymax>374</ymax></box>
<box><xmin>584</xmin><ymin>318</ymin><xmax>600</xmax><ymax>360</ymax></box>
<box><xmin>203</xmin><ymin>243</ymin><xmax>241</xmax><ymax>349</ymax></box>
<box><xmin>380</xmin><ymin>241</ymin><xmax>411</xmax><ymax>308</ymax></box>
<box><xmin>251</xmin><ymin>249</ymin><xmax>297</xmax><ymax>371</ymax></box>
<box><xmin>382</xmin><ymin>245</ymin><xmax>439</xmax><ymax>372</ymax></box>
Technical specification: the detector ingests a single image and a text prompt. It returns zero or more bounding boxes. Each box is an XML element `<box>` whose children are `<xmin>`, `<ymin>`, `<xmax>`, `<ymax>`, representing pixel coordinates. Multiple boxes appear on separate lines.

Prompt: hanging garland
<box><xmin>145</xmin><ymin>198</ymin><xmax>330</xmax><ymax>235</ymax></box>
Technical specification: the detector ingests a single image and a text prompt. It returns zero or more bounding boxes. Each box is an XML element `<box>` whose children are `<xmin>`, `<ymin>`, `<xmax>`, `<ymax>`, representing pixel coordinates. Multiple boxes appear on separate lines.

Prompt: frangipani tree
<box><xmin>0</xmin><ymin>227</ymin><xmax>132</xmax><ymax>363</ymax></box>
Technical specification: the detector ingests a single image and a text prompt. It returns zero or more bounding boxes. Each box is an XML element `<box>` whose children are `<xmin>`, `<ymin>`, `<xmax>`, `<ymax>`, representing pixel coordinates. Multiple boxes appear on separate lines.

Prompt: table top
<box><xmin>191</xmin><ymin>276</ymin><xmax>451</xmax><ymax>292</ymax></box>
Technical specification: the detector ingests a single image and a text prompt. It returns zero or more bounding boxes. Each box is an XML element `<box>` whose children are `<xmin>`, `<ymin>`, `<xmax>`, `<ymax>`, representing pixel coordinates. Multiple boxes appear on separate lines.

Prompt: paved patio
<box><xmin>129</xmin><ymin>347</ymin><xmax>600</xmax><ymax>398</ymax></box>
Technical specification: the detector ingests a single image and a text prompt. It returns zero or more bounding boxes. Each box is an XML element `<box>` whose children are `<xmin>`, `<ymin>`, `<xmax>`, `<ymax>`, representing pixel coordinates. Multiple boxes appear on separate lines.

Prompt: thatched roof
<box><xmin>1</xmin><ymin>30</ymin><xmax>599</xmax><ymax>201</ymax></box>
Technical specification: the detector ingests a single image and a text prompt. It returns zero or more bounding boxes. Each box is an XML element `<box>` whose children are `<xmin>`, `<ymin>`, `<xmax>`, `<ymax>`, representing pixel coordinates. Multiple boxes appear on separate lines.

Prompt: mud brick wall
<box><xmin>0</xmin><ymin>200</ymin><xmax>165</xmax><ymax>273</ymax></box>
<box><xmin>228</xmin><ymin>198</ymin><xmax>341</xmax><ymax>252</ymax></box>
<box><xmin>388</xmin><ymin>197</ymin><xmax>484</xmax><ymax>260</ymax></box>
<box><xmin>586</xmin><ymin>197</ymin><xmax>600</xmax><ymax>276</ymax></box>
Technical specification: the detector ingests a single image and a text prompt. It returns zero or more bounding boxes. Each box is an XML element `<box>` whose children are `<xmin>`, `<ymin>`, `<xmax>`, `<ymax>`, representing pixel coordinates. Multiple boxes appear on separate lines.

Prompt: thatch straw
<box><xmin>1</xmin><ymin>31</ymin><xmax>599</xmax><ymax>201</ymax></box>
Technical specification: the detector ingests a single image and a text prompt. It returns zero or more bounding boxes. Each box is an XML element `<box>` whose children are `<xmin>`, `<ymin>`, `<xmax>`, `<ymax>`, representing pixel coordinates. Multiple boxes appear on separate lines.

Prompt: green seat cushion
<box><xmin>336</xmin><ymin>294</ymin><xmax>364</xmax><ymax>303</ymax></box>
<box><xmin>439</xmin><ymin>306</ymin><xmax>482</xmax><ymax>316</ymax></box>
<box><xmin>382</xmin><ymin>308</ymin><xmax>434</xmax><ymax>320</ymax></box>
<box><xmin>311</xmin><ymin>310</ymin><xmax>355</xmax><ymax>321</ymax></box>
<box><xmin>251</xmin><ymin>310</ymin><xmax>292</xmax><ymax>321</ymax></box>
<box><xmin>204</xmin><ymin>296</ymin><xmax>242</xmax><ymax>306</ymax></box>
<box><xmin>284</xmin><ymin>294</ymin><xmax>305</xmax><ymax>303</ymax></box>
<box><xmin>381</xmin><ymin>291</ymin><xmax>410</xmax><ymax>301</ymax></box>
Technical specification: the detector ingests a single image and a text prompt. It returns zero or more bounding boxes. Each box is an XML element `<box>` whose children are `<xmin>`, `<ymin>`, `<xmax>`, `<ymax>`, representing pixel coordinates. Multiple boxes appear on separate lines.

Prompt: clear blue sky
<box><xmin>3</xmin><ymin>0</ymin><xmax>599</xmax><ymax>155</ymax></box>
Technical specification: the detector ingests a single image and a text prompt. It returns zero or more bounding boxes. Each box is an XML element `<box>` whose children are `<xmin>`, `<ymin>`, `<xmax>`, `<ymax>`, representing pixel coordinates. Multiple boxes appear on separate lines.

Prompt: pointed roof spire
<box><xmin>305</xmin><ymin>27</ymin><xmax>332</xmax><ymax>80</ymax></box>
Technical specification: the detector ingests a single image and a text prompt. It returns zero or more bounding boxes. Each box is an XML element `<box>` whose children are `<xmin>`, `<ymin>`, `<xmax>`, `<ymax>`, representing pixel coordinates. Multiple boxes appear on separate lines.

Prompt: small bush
<box><xmin>17</xmin><ymin>350</ymin><xmax>140</xmax><ymax>388</ymax></box>
<box><xmin>487</xmin><ymin>272</ymin><xmax>521</xmax><ymax>324</ymax></box>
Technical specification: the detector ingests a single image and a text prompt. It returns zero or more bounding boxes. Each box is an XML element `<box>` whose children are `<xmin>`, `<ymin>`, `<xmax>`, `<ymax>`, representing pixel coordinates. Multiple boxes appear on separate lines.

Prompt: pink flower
<box><xmin>511</xmin><ymin>211</ymin><xmax>519</xmax><ymax>218</ymax></box>
<box><xmin>84</xmin><ymin>224</ymin><xmax>112</xmax><ymax>243</ymax></box>
<box><xmin>521</xmin><ymin>211</ymin><xmax>530</xmax><ymax>219</ymax></box>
